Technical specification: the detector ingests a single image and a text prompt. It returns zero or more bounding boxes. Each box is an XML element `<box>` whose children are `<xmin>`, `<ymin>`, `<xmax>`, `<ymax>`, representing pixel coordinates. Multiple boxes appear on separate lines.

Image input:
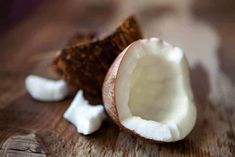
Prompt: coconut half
<box><xmin>103</xmin><ymin>38</ymin><xmax>196</xmax><ymax>142</ymax></box>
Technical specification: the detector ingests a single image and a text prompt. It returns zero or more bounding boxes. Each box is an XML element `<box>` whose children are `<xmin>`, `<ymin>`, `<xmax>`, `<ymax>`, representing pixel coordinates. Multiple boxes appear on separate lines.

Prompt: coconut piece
<box><xmin>103</xmin><ymin>38</ymin><xmax>197</xmax><ymax>142</ymax></box>
<box><xmin>64</xmin><ymin>90</ymin><xmax>106</xmax><ymax>135</ymax></box>
<box><xmin>52</xmin><ymin>16</ymin><xmax>143</xmax><ymax>104</ymax></box>
<box><xmin>25</xmin><ymin>75</ymin><xmax>68</xmax><ymax>102</ymax></box>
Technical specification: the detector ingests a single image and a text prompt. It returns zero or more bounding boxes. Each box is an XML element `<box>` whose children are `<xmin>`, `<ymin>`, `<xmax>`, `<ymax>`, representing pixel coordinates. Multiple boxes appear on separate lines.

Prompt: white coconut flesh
<box><xmin>115</xmin><ymin>38</ymin><xmax>196</xmax><ymax>142</ymax></box>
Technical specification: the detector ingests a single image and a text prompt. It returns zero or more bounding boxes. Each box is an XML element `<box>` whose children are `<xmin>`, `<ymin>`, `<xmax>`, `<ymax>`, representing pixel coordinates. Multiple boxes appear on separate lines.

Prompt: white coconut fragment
<box><xmin>25</xmin><ymin>75</ymin><xmax>68</xmax><ymax>101</ymax></box>
<box><xmin>64</xmin><ymin>90</ymin><xmax>106</xmax><ymax>135</ymax></box>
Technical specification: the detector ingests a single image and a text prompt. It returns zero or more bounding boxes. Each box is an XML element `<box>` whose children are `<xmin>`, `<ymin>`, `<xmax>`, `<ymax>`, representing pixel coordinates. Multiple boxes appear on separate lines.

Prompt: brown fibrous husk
<box><xmin>52</xmin><ymin>16</ymin><xmax>143</xmax><ymax>104</ymax></box>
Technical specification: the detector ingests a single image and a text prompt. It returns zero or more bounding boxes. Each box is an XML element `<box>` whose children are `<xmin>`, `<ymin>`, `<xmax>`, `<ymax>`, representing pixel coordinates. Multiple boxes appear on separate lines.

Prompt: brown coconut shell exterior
<box><xmin>102</xmin><ymin>50</ymin><xmax>125</xmax><ymax>123</ymax></box>
<box><xmin>52</xmin><ymin>16</ymin><xmax>143</xmax><ymax>104</ymax></box>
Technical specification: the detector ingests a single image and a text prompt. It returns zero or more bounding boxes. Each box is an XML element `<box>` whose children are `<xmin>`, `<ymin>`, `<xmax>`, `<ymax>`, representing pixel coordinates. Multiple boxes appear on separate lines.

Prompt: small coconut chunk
<box><xmin>25</xmin><ymin>75</ymin><xmax>68</xmax><ymax>101</ymax></box>
<box><xmin>64</xmin><ymin>90</ymin><xmax>106</xmax><ymax>135</ymax></box>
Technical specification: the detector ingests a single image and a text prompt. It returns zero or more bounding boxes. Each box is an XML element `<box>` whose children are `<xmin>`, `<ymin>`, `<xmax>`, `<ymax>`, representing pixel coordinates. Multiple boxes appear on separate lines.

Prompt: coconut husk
<box><xmin>52</xmin><ymin>16</ymin><xmax>143</xmax><ymax>104</ymax></box>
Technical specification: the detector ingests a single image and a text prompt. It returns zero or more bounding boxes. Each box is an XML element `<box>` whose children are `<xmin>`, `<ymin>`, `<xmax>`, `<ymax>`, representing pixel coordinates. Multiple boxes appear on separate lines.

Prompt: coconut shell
<box><xmin>102</xmin><ymin>50</ymin><xmax>124</xmax><ymax>125</ymax></box>
<box><xmin>52</xmin><ymin>16</ymin><xmax>143</xmax><ymax>104</ymax></box>
<box><xmin>102</xmin><ymin>39</ymin><xmax>196</xmax><ymax>143</ymax></box>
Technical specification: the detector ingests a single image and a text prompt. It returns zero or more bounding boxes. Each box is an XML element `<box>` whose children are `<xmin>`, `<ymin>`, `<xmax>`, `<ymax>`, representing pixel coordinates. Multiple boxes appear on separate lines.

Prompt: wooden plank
<box><xmin>0</xmin><ymin>0</ymin><xmax>234</xmax><ymax>156</ymax></box>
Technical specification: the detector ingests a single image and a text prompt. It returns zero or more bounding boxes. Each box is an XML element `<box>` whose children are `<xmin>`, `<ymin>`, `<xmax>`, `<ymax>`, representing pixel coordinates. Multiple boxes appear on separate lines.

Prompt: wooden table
<box><xmin>0</xmin><ymin>0</ymin><xmax>234</xmax><ymax>156</ymax></box>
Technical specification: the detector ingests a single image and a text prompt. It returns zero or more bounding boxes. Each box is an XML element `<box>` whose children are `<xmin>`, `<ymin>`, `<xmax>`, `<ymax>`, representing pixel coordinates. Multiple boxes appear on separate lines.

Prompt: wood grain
<box><xmin>0</xmin><ymin>0</ymin><xmax>234</xmax><ymax>156</ymax></box>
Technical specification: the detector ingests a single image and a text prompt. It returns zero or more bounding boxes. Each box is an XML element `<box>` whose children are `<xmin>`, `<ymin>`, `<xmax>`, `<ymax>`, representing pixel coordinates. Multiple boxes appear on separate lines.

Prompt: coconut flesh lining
<box><xmin>115</xmin><ymin>38</ymin><xmax>196</xmax><ymax>142</ymax></box>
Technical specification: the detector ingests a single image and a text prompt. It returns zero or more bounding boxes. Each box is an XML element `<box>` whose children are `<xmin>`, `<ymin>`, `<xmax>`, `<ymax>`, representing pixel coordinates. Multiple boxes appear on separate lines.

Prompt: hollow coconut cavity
<box><xmin>104</xmin><ymin>38</ymin><xmax>196</xmax><ymax>142</ymax></box>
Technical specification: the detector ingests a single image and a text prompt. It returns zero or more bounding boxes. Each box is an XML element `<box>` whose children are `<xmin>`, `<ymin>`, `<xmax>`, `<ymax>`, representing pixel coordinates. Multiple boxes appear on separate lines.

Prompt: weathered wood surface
<box><xmin>0</xmin><ymin>0</ymin><xmax>234</xmax><ymax>156</ymax></box>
